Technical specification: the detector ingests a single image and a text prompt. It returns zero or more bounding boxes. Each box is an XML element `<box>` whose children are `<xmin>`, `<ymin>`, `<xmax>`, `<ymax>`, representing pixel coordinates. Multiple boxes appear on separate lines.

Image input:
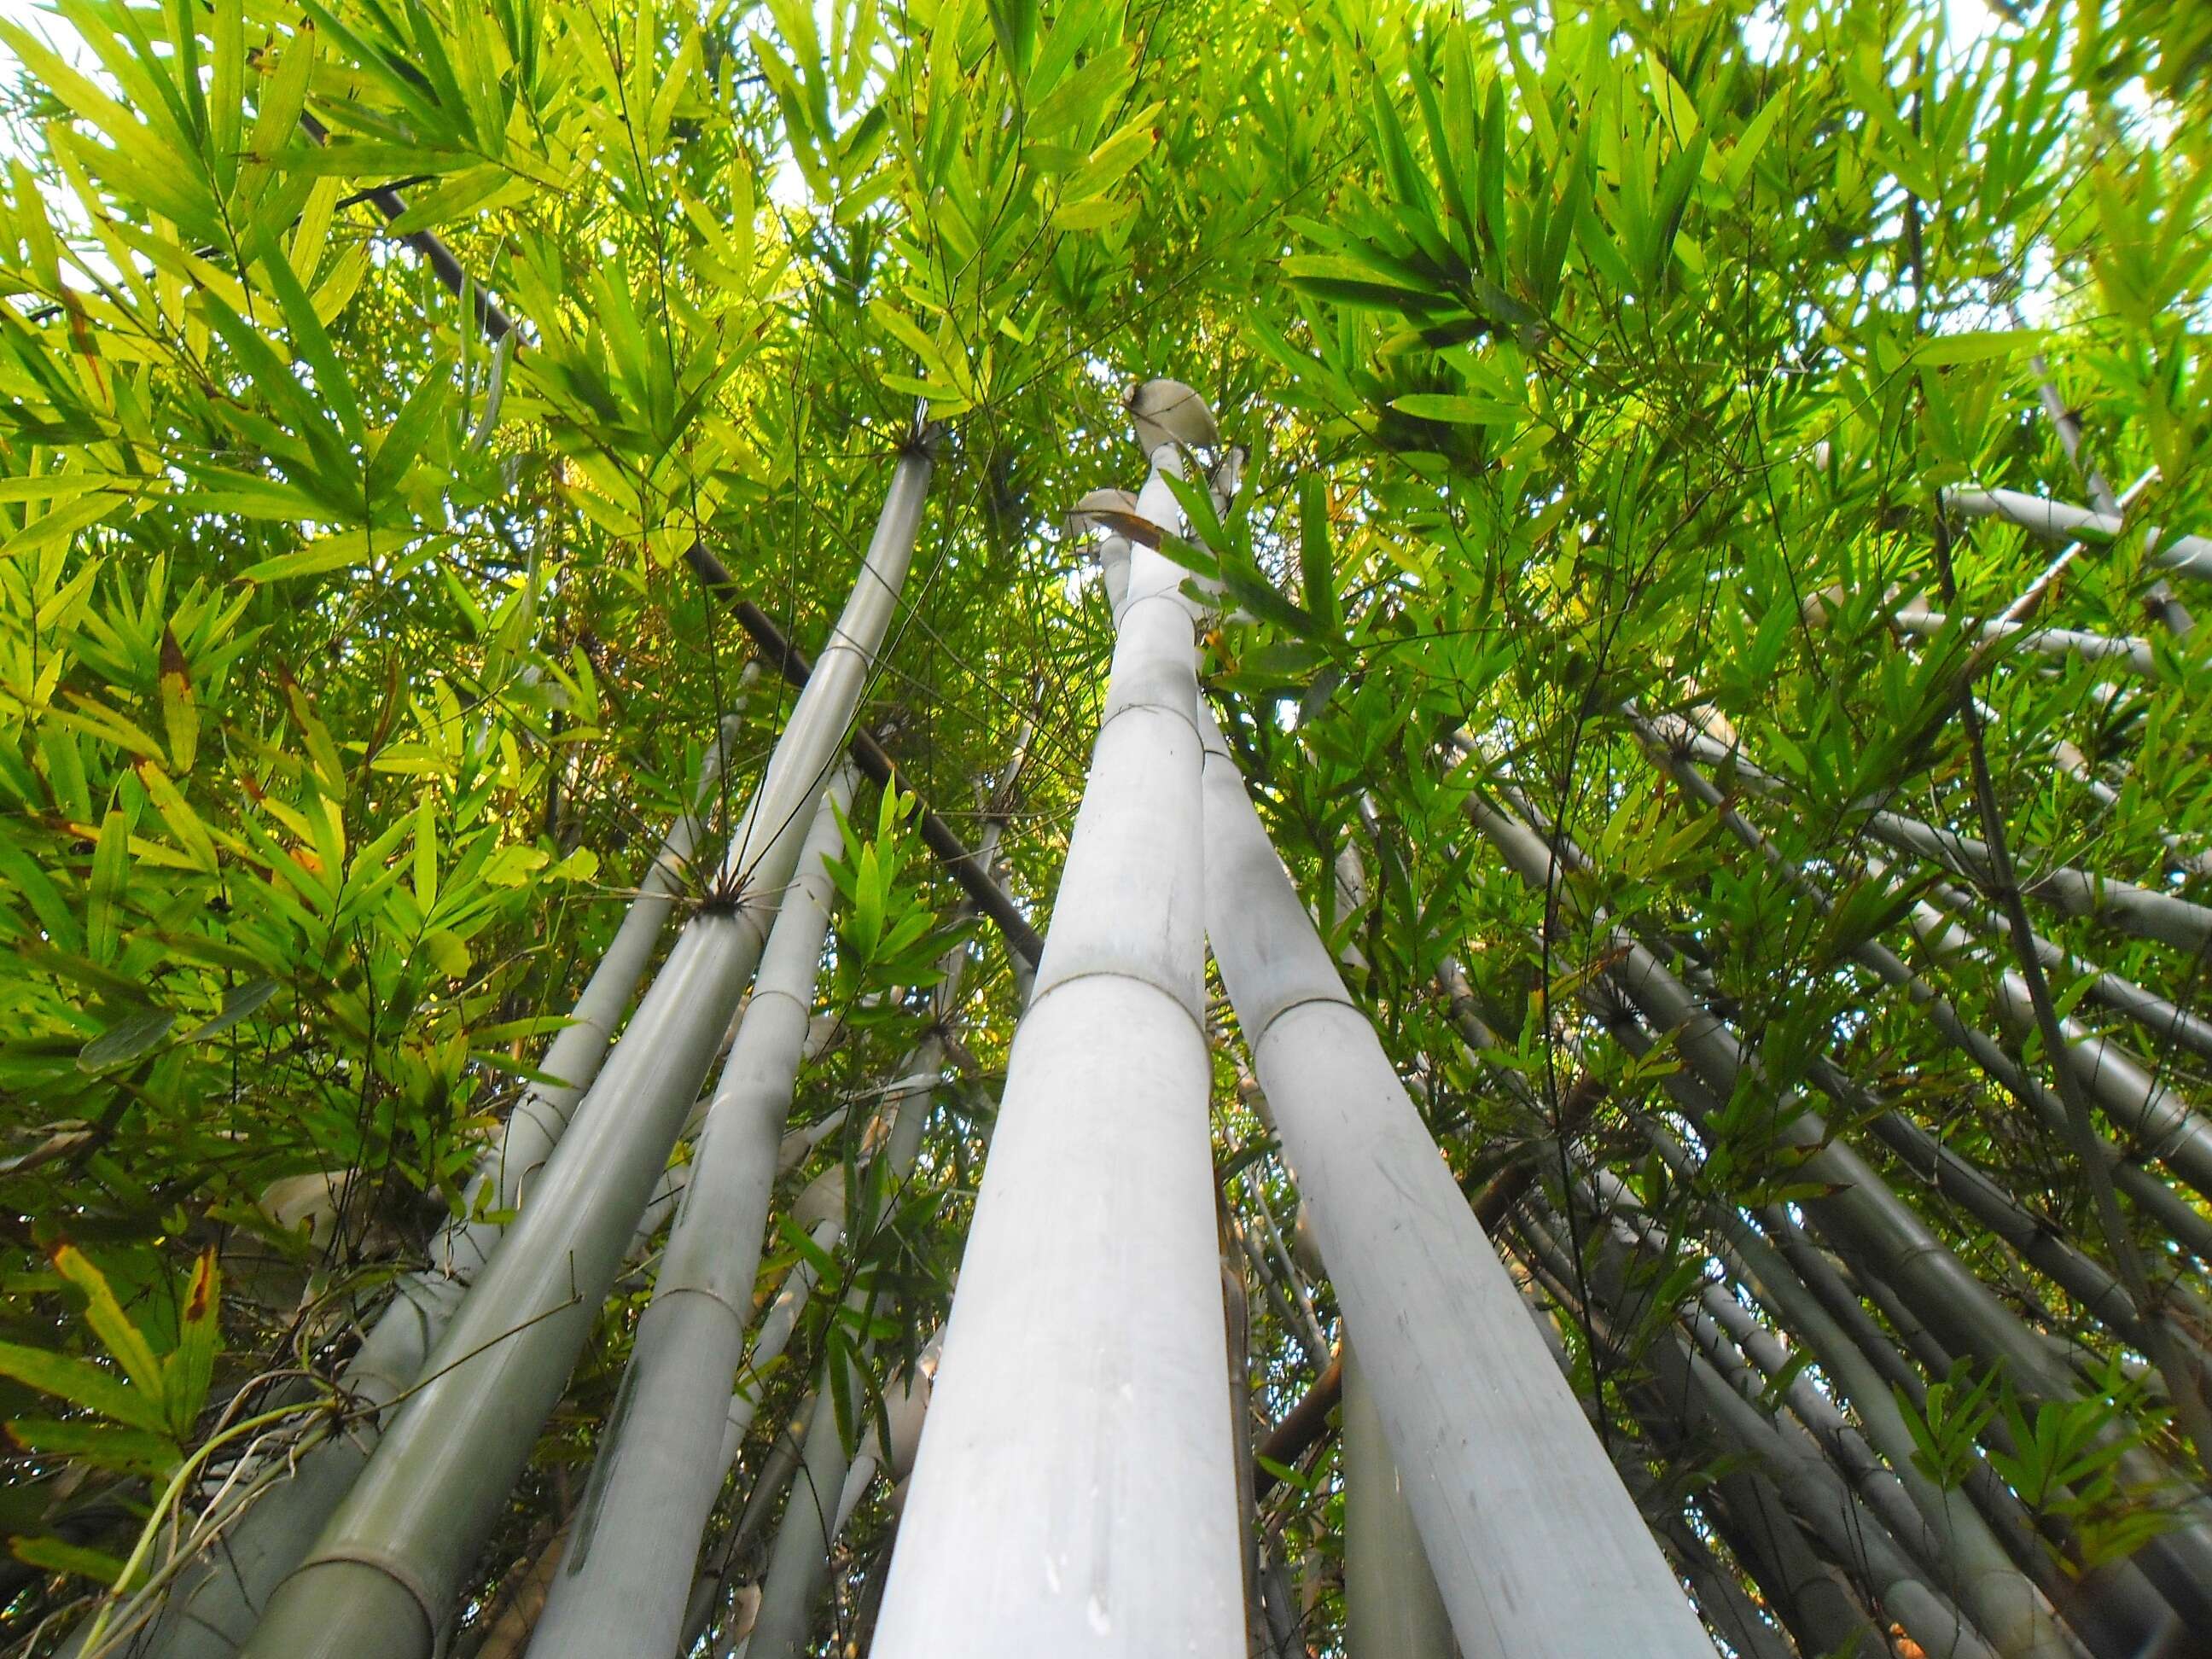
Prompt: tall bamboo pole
<box><xmin>1508</xmin><ymin>1210</ymin><xmax>1895</xmax><ymax>1656</ymax></box>
<box><xmin>733</xmin><ymin>958</ymin><xmax>976</xmax><ymax>1658</ymax></box>
<box><xmin>1464</xmin><ymin>789</ymin><xmax>2212</xmax><ymax>1621</ymax></box>
<box><xmin>1631</xmin><ymin>718</ymin><xmax>2212</xmax><ymax>1250</ymax></box>
<box><xmin>1340</xmin><ymin>1345</ymin><xmax>1456</xmax><ymax>1659</ymax></box>
<box><xmin>868</xmin><ymin>425</ymin><xmax>1244</xmax><ymax>1657</ymax></box>
<box><xmin>2023</xmin><ymin>355</ymin><xmax>2193</xmax><ymax>634</ymax></box>
<box><xmin>522</xmin><ymin>771</ymin><xmax>853</xmax><ymax>1658</ymax></box>
<box><xmin>137</xmin><ymin>721</ymin><xmax>744</xmax><ymax>1659</ymax></box>
<box><xmin>1653</xmin><ymin>715</ymin><xmax>2212</xmax><ymax>953</ymax></box>
<box><xmin>236</xmin><ymin>445</ymin><xmax>936</xmax><ymax>1659</ymax></box>
<box><xmin>1947</xmin><ymin>486</ymin><xmax>2212</xmax><ymax>585</ymax></box>
<box><xmin>1516</xmin><ymin>1202</ymin><xmax>1994</xmax><ymax>1657</ymax></box>
<box><xmin>1202</xmin><ymin>713</ymin><xmax>1711</xmax><ymax>1656</ymax></box>
<box><xmin>1594</xmin><ymin>1172</ymin><xmax>2080</xmax><ymax>1659</ymax></box>
<box><xmin>734</xmin><ymin>1384</ymin><xmax>850</xmax><ymax>1659</ymax></box>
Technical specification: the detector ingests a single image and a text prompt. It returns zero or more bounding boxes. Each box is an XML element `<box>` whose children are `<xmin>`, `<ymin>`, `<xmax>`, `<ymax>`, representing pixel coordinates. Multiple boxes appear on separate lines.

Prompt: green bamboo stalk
<box><xmin>132</xmin><ymin>718</ymin><xmax>746</xmax><ymax>1659</ymax></box>
<box><xmin>235</xmin><ymin>445</ymin><xmax>937</xmax><ymax>1659</ymax></box>
<box><xmin>522</xmin><ymin>771</ymin><xmax>853</xmax><ymax>1658</ymax></box>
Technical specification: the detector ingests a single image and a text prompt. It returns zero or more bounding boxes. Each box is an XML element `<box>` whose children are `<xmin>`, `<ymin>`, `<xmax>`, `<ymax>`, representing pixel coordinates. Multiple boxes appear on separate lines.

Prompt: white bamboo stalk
<box><xmin>829</xmin><ymin>1342</ymin><xmax>935</xmax><ymax>1540</ymax></box>
<box><xmin>1884</xmin><ymin>856</ymin><xmax>2212</xmax><ymax>1201</ymax></box>
<box><xmin>869</xmin><ymin>435</ymin><xmax>1244</xmax><ymax>1658</ymax></box>
<box><xmin>1201</xmin><ymin>714</ymin><xmax>1710</xmax><ymax>1656</ymax></box>
<box><xmin>1650</xmin><ymin>708</ymin><xmax>2212</xmax><ymax>1067</ymax></box>
<box><xmin>1596</xmin><ymin>1173</ymin><xmax>2079</xmax><ymax>1659</ymax></box>
<box><xmin>140</xmin><ymin>719</ymin><xmax>744</xmax><ymax>1659</ymax></box>
<box><xmin>1466</xmin><ymin>789</ymin><xmax>2212</xmax><ymax>1613</ymax></box>
<box><xmin>1948</xmin><ymin>485</ymin><xmax>2212</xmax><ymax>585</ymax></box>
<box><xmin>1632</xmin><ymin>717</ymin><xmax>2212</xmax><ymax>1247</ymax></box>
<box><xmin>713</xmin><ymin>1039</ymin><xmax>953</xmax><ymax>1655</ymax></box>
<box><xmin>1889</xmin><ymin>595</ymin><xmax>2157</xmax><ymax>677</ymax></box>
<box><xmin>2052</xmin><ymin>740</ymin><xmax>2212</xmax><ymax>881</ymax></box>
<box><xmin>694</xmin><ymin>904</ymin><xmax>986</xmax><ymax>1643</ymax></box>
<box><xmin>735</xmin><ymin>1385</ymin><xmax>850</xmax><ymax>1659</ymax></box>
<box><xmin>236</xmin><ymin>445</ymin><xmax>936</xmax><ymax>1659</ymax></box>
<box><xmin>1652</xmin><ymin>713</ymin><xmax>2212</xmax><ymax>954</ymax></box>
<box><xmin>524</xmin><ymin>772</ymin><xmax>854</xmax><ymax>1659</ymax></box>
<box><xmin>1633</xmin><ymin>713</ymin><xmax>2212</xmax><ymax>1199</ymax></box>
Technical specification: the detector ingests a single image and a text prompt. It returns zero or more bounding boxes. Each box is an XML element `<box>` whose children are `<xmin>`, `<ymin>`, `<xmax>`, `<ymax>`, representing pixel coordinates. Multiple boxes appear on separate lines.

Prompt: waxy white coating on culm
<box><xmin>1947</xmin><ymin>484</ymin><xmax>2212</xmax><ymax>584</ymax></box>
<box><xmin>1641</xmin><ymin>716</ymin><xmax>2212</xmax><ymax>1198</ymax></box>
<box><xmin>868</xmin><ymin>445</ymin><xmax>1244</xmax><ymax>1659</ymax></box>
<box><xmin>141</xmin><ymin>723</ymin><xmax>744</xmax><ymax>1659</ymax></box>
<box><xmin>237</xmin><ymin>448</ymin><xmax>936</xmax><ymax>1659</ymax></box>
<box><xmin>1658</xmin><ymin>715</ymin><xmax>2212</xmax><ymax>953</ymax></box>
<box><xmin>1889</xmin><ymin>596</ymin><xmax>2157</xmax><ymax>678</ymax></box>
<box><xmin>1198</xmin><ymin>712</ymin><xmax>1714</xmax><ymax>1659</ymax></box>
<box><xmin>1465</xmin><ymin>789</ymin><xmax>2212</xmax><ymax>1617</ymax></box>
<box><xmin>524</xmin><ymin>774</ymin><xmax>854</xmax><ymax>1659</ymax></box>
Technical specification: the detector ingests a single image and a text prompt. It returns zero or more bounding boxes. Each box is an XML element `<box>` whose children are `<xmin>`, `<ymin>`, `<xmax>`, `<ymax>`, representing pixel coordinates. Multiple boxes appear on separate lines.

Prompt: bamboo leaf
<box><xmin>51</xmin><ymin>1246</ymin><xmax>166</xmax><ymax>1406</ymax></box>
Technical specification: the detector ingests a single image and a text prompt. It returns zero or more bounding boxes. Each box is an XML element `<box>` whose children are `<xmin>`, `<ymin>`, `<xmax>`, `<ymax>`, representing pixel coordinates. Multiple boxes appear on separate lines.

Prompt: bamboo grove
<box><xmin>2</xmin><ymin>0</ymin><xmax>2211</xmax><ymax>1653</ymax></box>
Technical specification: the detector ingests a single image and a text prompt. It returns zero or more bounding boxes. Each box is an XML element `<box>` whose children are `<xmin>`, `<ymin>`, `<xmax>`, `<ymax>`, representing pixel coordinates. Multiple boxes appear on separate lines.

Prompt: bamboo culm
<box><xmin>868</xmin><ymin>434</ymin><xmax>1245</xmax><ymax>1657</ymax></box>
<box><xmin>1593</xmin><ymin>1172</ymin><xmax>2078</xmax><ymax>1659</ymax></box>
<box><xmin>1633</xmin><ymin>719</ymin><xmax>2212</xmax><ymax>1250</ymax></box>
<box><xmin>1340</xmin><ymin>1344</ymin><xmax>1455</xmax><ymax>1659</ymax></box>
<box><xmin>136</xmin><ymin>719</ymin><xmax>744</xmax><ymax>1659</ymax></box>
<box><xmin>1947</xmin><ymin>485</ymin><xmax>2212</xmax><ymax>585</ymax></box>
<box><xmin>523</xmin><ymin>771</ymin><xmax>855</xmax><ymax>1659</ymax></box>
<box><xmin>1470</xmin><ymin>791</ymin><xmax>2212</xmax><ymax>1622</ymax></box>
<box><xmin>235</xmin><ymin>445</ymin><xmax>935</xmax><ymax>1659</ymax></box>
<box><xmin>1654</xmin><ymin>714</ymin><xmax>2212</xmax><ymax>955</ymax></box>
<box><xmin>1204</xmin><ymin>713</ymin><xmax>1712</xmax><ymax>1656</ymax></box>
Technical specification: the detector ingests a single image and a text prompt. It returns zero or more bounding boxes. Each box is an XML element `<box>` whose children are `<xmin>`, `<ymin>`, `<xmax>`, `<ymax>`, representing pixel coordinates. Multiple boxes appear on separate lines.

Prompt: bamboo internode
<box><xmin>237</xmin><ymin>451</ymin><xmax>937</xmax><ymax>1659</ymax></box>
<box><xmin>869</xmin><ymin>436</ymin><xmax>1245</xmax><ymax>1657</ymax></box>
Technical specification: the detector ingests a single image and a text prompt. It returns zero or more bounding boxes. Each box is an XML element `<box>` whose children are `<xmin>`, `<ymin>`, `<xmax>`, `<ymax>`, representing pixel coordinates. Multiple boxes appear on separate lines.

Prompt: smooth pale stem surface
<box><xmin>870</xmin><ymin>448</ymin><xmax>1244</xmax><ymax>1658</ymax></box>
<box><xmin>237</xmin><ymin>449</ymin><xmax>934</xmax><ymax>1659</ymax></box>
<box><xmin>1653</xmin><ymin>714</ymin><xmax>2212</xmax><ymax>953</ymax></box>
<box><xmin>719</xmin><ymin>1214</ymin><xmax>843</xmax><ymax>1467</ymax></box>
<box><xmin>137</xmin><ymin>724</ymin><xmax>742</xmax><ymax>1659</ymax></box>
<box><xmin>525</xmin><ymin>774</ymin><xmax>854</xmax><ymax>1659</ymax></box>
<box><xmin>1948</xmin><ymin>485</ymin><xmax>2212</xmax><ymax>584</ymax></box>
<box><xmin>1341</xmin><ymin>1344</ymin><xmax>1456</xmax><ymax>1659</ymax></box>
<box><xmin>739</xmin><ymin>1377</ymin><xmax>855</xmax><ymax>1659</ymax></box>
<box><xmin>1632</xmin><ymin>720</ymin><xmax>2212</xmax><ymax>1247</ymax></box>
<box><xmin>1890</xmin><ymin>597</ymin><xmax>2156</xmax><ymax>678</ymax></box>
<box><xmin>1640</xmin><ymin>707</ymin><xmax>2212</xmax><ymax>1202</ymax></box>
<box><xmin>1598</xmin><ymin>1174</ymin><xmax>2070</xmax><ymax>1659</ymax></box>
<box><xmin>1200</xmin><ymin>712</ymin><xmax>1713</xmax><ymax>1658</ymax></box>
<box><xmin>1469</xmin><ymin>791</ymin><xmax>2212</xmax><ymax>1613</ymax></box>
<box><xmin>737</xmin><ymin>985</ymin><xmax>976</xmax><ymax>1645</ymax></box>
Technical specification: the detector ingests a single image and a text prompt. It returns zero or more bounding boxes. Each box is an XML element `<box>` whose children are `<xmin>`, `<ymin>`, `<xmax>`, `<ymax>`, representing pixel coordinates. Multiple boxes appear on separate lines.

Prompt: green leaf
<box><xmin>87</xmin><ymin>807</ymin><xmax>130</xmax><ymax>963</ymax></box>
<box><xmin>78</xmin><ymin>1007</ymin><xmax>176</xmax><ymax>1072</ymax></box>
<box><xmin>188</xmin><ymin>978</ymin><xmax>280</xmax><ymax>1042</ymax></box>
<box><xmin>51</xmin><ymin>1246</ymin><xmax>166</xmax><ymax>1407</ymax></box>
<box><xmin>0</xmin><ymin>1340</ymin><xmax>158</xmax><ymax>1433</ymax></box>
<box><xmin>160</xmin><ymin>1249</ymin><xmax>219</xmax><ymax>1438</ymax></box>
<box><xmin>6</xmin><ymin>1417</ymin><xmax>178</xmax><ymax>1476</ymax></box>
<box><xmin>1298</xmin><ymin>474</ymin><xmax>1342</xmax><ymax>643</ymax></box>
<box><xmin>157</xmin><ymin>628</ymin><xmax>199</xmax><ymax>773</ymax></box>
<box><xmin>1389</xmin><ymin>393</ymin><xmax>1522</xmax><ymax>426</ymax></box>
<box><xmin>8</xmin><ymin>1532</ymin><xmax>131</xmax><ymax>1585</ymax></box>
<box><xmin>986</xmin><ymin>0</ymin><xmax>1038</xmax><ymax>84</ymax></box>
